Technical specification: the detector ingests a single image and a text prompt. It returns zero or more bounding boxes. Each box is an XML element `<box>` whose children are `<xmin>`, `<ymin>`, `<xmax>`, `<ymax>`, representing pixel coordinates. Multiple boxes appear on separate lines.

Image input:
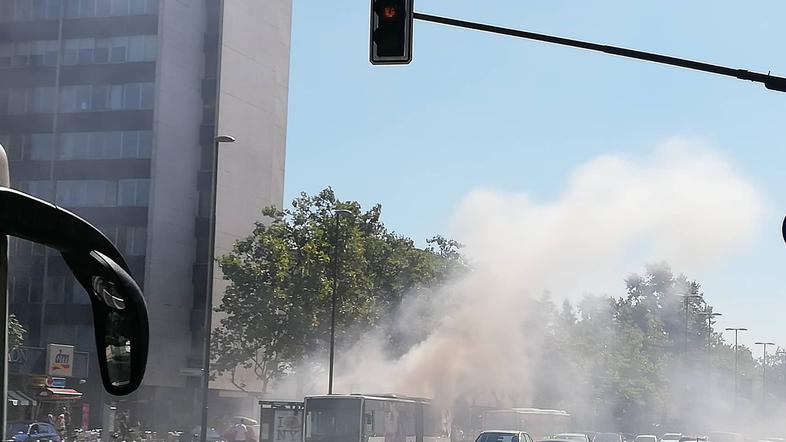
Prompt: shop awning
<box><xmin>44</xmin><ymin>387</ymin><xmax>82</xmax><ymax>399</ymax></box>
<box><xmin>7</xmin><ymin>390</ymin><xmax>36</xmax><ymax>406</ymax></box>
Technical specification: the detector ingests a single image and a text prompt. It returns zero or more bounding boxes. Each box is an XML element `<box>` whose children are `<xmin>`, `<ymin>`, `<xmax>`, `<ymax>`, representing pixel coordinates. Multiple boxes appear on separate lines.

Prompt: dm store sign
<box><xmin>47</xmin><ymin>344</ymin><xmax>74</xmax><ymax>377</ymax></box>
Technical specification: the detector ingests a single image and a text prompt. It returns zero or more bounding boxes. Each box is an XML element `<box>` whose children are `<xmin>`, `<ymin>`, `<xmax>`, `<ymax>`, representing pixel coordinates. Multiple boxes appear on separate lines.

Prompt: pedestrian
<box><xmin>55</xmin><ymin>413</ymin><xmax>66</xmax><ymax>440</ymax></box>
<box><xmin>232</xmin><ymin>419</ymin><xmax>248</xmax><ymax>442</ymax></box>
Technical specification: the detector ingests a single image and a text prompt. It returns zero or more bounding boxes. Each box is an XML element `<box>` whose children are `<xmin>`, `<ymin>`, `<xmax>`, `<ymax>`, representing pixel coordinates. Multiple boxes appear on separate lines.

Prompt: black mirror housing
<box><xmin>0</xmin><ymin>187</ymin><xmax>149</xmax><ymax>395</ymax></box>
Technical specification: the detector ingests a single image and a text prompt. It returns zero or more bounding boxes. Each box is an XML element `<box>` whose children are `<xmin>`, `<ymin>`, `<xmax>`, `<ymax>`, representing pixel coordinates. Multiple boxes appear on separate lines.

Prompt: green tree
<box><xmin>8</xmin><ymin>314</ymin><xmax>25</xmax><ymax>351</ymax></box>
<box><xmin>211</xmin><ymin>188</ymin><xmax>464</xmax><ymax>392</ymax></box>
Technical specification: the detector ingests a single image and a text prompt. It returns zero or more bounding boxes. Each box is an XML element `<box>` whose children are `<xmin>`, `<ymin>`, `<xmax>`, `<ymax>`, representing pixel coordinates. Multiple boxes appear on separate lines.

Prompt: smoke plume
<box><xmin>289</xmin><ymin>139</ymin><xmax>767</xmax><ymax>431</ymax></box>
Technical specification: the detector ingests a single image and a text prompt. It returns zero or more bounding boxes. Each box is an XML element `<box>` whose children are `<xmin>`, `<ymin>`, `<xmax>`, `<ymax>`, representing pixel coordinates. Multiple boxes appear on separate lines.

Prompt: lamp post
<box><xmin>725</xmin><ymin>327</ymin><xmax>748</xmax><ymax>402</ymax></box>
<box><xmin>698</xmin><ymin>312</ymin><xmax>722</xmax><ymax>351</ymax></box>
<box><xmin>679</xmin><ymin>294</ymin><xmax>703</xmax><ymax>355</ymax></box>
<box><xmin>328</xmin><ymin>208</ymin><xmax>351</xmax><ymax>394</ymax></box>
<box><xmin>200</xmin><ymin>135</ymin><xmax>235</xmax><ymax>442</ymax></box>
<box><xmin>754</xmin><ymin>341</ymin><xmax>776</xmax><ymax>409</ymax></box>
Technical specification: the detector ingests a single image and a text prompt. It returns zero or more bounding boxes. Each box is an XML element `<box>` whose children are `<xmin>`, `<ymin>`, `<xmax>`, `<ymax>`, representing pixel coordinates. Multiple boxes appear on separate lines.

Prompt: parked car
<box><xmin>190</xmin><ymin>427</ymin><xmax>224</xmax><ymax>442</ymax></box>
<box><xmin>635</xmin><ymin>435</ymin><xmax>658</xmax><ymax>442</ymax></box>
<box><xmin>662</xmin><ymin>434</ymin><xmax>683</xmax><ymax>442</ymax></box>
<box><xmin>7</xmin><ymin>422</ymin><xmax>61</xmax><ymax>442</ymax></box>
<box><xmin>594</xmin><ymin>434</ymin><xmax>623</xmax><ymax>442</ymax></box>
<box><xmin>555</xmin><ymin>434</ymin><xmax>591</xmax><ymax>442</ymax></box>
<box><xmin>476</xmin><ymin>431</ymin><xmax>536</xmax><ymax>442</ymax></box>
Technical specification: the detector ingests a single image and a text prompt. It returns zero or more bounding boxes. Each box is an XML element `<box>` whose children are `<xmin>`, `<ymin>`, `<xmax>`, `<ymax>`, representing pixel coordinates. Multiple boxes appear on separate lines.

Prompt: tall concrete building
<box><xmin>0</xmin><ymin>0</ymin><xmax>291</xmax><ymax>427</ymax></box>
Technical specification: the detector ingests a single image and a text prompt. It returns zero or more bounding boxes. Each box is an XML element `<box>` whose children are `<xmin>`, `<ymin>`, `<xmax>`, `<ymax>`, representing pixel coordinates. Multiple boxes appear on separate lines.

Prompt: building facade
<box><xmin>0</xmin><ymin>0</ymin><xmax>291</xmax><ymax>429</ymax></box>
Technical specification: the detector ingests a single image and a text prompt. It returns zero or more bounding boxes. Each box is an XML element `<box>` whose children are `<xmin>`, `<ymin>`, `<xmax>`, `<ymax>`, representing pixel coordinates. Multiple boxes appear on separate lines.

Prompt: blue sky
<box><xmin>284</xmin><ymin>1</ymin><xmax>786</xmax><ymax>351</ymax></box>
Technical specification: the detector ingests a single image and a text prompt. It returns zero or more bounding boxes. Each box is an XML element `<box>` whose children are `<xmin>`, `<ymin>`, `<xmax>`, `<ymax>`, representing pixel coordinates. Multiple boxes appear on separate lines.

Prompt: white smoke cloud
<box><xmin>452</xmin><ymin>137</ymin><xmax>765</xmax><ymax>299</ymax></box>
<box><xmin>323</xmin><ymin>138</ymin><xmax>766</xmax><ymax>411</ymax></box>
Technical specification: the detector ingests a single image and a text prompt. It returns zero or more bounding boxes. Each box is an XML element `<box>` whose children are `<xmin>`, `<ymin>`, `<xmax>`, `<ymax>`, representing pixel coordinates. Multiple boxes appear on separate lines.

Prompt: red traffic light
<box><xmin>382</xmin><ymin>6</ymin><xmax>398</xmax><ymax>20</ymax></box>
<box><xmin>370</xmin><ymin>0</ymin><xmax>413</xmax><ymax>65</ymax></box>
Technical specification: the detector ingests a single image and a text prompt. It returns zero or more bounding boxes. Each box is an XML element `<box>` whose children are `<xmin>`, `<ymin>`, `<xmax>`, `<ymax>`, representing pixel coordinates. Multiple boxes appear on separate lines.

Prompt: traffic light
<box><xmin>370</xmin><ymin>0</ymin><xmax>413</xmax><ymax>65</ymax></box>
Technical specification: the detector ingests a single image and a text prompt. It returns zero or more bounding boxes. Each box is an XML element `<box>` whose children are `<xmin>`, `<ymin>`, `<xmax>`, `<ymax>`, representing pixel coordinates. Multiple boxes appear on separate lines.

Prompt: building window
<box><xmin>0</xmin><ymin>43</ymin><xmax>11</xmax><ymax>67</ymax></box>
<box><xmin>0</xmin><ymin>35</ymin><xmax>155</xmax><ymax>69</ymax></box>
<box><xmin>24</xmin><ymin>180</ymin><xmax>54</xmax><ymax>199</ymax></box>
<box><xmin>77</xmin><ymin>37</ymin><xmax>94</xmax><ymax>64</ymax></box>
<box><xmin>10</xmin><ymin>276</ymin><xmax>31</xmax><ymax>303</ymax></box>
<box><xmin>63</xmin><ymin>0</ymin><xmax>77</xmax><ymax>17</ymax></box>
<box><xmin>44</xmin><ymin>0</ymin><xmax>61</xmax><ymax>18</ymax></box>
<box><xmin>56</xmin><ymin>180</ymin><xmax>118</xmax><ymax>207</ymax></box>
<box><xmin>95</xmin><ymin>37</ymin><xmax>110</xmax><ymax>63</ymax></box>
<box><xmin>94</xmin><ymin>0</ymin><xmax>109</xmax><ymax>16</ymax></box>
<box><xmin>29</xmin><ymin>133</ymin><xmax>55</xmax><ymax>159</ymax></box>
<box><xmin>45</xmin><ymin>276</ymin><xmax>66</xmax><ymax>304</ymax></box>
<box><xmin>30</xmin><ymin>87</ymin><xmax>55</xmax><ymax>113</ymax></box>
<box><xmin>78</xmin><ymin>0</ymin><xmax>94</xmax><ymax>17</ymax></box>
<box><xmin>72</xmin><ymin>82</ymin><xmax>156</xmax><ymax>110</ymax></box>
<box><xmin>13</xmin><ymin>41</ymin><xmax>30</xmax><ymax>67</ymax></box>
<box><xmin>0</xmin><ymin>89</ymin><xmax>8</xmax><ymax>114</ymax></box>
<box><xmin>72</xmin><ymin>279</ymin><xmax>90</xmax><ymax>304</ymax></box>
<box><xmin>8</xmin><ymin>88</ymin><xmax>27</xmax><ymax>114</ymax></box>
<box><xmin>110</xmin><ymin>0</ymin><xmax>126</xmax><ymax>16</ymax></box>
<box><xmin>123</xmin><ymin>226</ymin><xmax>146</xmax><ymax>255</ymax></box>
<box><xmin>58</xmin><ymin>131</ymin><xmax>151</xmax><ymax>160</ymax></box>
<box><xmin>118</xmin><ymin>178</ymin><xmax>149</xmax><ymax>206</ymax></box>
<box><xmin>15</xmin><ymin>0</ymin><xmax>33</xmax><ymax>20</ymax></box>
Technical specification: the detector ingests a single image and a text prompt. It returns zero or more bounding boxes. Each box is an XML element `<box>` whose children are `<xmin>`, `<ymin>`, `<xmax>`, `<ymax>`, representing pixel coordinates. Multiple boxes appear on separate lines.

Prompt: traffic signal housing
<box><xmin>370</xmin><ymin>0</ymin><xmax>413</xmax><ymax>65</ymax></box>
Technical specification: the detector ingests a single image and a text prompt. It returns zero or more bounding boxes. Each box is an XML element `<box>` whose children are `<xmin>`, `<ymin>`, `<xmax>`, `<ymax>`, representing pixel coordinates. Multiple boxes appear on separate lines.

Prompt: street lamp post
<box><xmin>778</xmin><ymin>350</ymin><xmax>786</xmax><ymax>400</ymax></box>
<box><xmin>698</xmin><ymin>312</ymin><xmax>722</xmax><ymax>351</ymax></box>
<box><xmin>328</xmin><ymin>208</ymin><xmax>351</xmax><ymax>395</ymax></box>
<box><xmin>754</xmin><ymin>341</ymin><xmax>776</xmax><ymax>409</ymax></box>
<box><xmin>725</xmin><ymin>327</ymin><xmax>748</xmax><ymax>402</ymax></box>
<box><xmin>200</xmin><ymin>135</ymin><xmax>235</xmax><ymax>442</ymax></box>
<box><xmin>680</xmin><ymin>294</ymin><xmax>703</xmax><ymax>355</ymax></box>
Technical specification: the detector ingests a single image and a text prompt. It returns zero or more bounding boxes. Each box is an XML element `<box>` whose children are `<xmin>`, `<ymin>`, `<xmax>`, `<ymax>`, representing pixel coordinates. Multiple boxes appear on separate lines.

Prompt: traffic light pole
<box><xmin>413</xmin><ymin>13</ymin><xmax>786</xmax><ymax>93</ymax></box>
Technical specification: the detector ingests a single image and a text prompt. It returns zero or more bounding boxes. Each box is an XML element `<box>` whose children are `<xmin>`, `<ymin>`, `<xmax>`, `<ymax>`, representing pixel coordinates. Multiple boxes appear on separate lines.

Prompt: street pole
<box><xmin>328</xmin><ymin>209</ymin><xmax>351</xmax><ymax>395</ymax></box>
<box><xmin>681</xmin><ymin>295</ymin><xmax>702</xmax><ymax>355</ymax></box>
<box><xmin>412</xmin><ymin>13</ymin><xmax>786</xmax><ymax>93</ymax></box>
<box><xmin>725</xmin><ymin>328</ymin><xmax>747</xmax><ymax>404</ymax></box>
<box><xmin>200</xmin><ymin>135</ymin><xmax>235</xmax><ymax>442</ymax></box>
<box><xmin>754</xmin><ymin>341</ymin><xmax>776</xmax><ymax>411</ymax></box>
<box><xmin>697</xmin><ymin>311</ymin><xmax>721</xmax><ymax>399</ymax></box>
<box><xmin>0</xmin><ymin>143</ymin><xmax>9</xmax><ymax>439</ymax></box>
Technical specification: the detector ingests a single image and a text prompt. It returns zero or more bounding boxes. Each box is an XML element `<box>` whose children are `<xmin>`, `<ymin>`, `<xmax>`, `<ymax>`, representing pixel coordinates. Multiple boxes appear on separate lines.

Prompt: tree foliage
<box><xmin>8</xmin><ymin>314</ymin><xmax>25</xmax><ymax>351</ymax></box>
<box><xmin>212</xmin><ymin>188</ymin><xmax>464</xmax><ymax>392</ymax></box>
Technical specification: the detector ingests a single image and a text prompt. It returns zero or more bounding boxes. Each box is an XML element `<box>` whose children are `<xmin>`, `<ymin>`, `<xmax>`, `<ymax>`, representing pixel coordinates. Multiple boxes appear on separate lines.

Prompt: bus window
<box><xmin>364</xmin><ymin>399</ymin><xmax>417</xmax><ymax>442</ymax></box>
<box><xmin>305</xmin><ymin>398</ymin><xmax>362</xmax><ymax>442</ymax></box>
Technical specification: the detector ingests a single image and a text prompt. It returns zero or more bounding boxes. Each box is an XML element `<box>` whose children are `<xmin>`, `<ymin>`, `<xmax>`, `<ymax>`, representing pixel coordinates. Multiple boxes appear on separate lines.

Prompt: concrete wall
<box><xmin>209</xmin><ymin>0</ymin><xmax>292</xmax><ymax>392</ymax></box>
<box><xmin>144</xmin><ymin>0</ymin><xmax>207</xmax><ymax>388</ymax></box>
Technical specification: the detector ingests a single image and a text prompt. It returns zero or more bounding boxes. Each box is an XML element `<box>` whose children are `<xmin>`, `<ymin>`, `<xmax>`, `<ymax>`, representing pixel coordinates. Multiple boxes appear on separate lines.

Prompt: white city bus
<box><xmin>304</xmin><ymin>394</ymin><xmax>450</xmax><ymax>442</ymax></box>
<box><xmin>481</xmin><ymin>408</ymin><xmax>571</xmax><ymax>440</ymax></box>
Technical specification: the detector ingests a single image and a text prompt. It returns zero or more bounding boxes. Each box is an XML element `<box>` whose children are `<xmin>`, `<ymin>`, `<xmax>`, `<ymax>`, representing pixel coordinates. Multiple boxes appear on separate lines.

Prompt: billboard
<box><xmin>47</xmin><ymin>344</ymin><xmax>74</xmax><ymax>377</ymax></box>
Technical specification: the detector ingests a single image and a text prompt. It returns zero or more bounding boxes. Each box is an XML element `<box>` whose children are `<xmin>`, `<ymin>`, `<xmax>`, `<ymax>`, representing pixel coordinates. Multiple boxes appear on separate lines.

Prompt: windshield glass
<box><xmin>304</xmin><ymin>398</ymin><xmax>360</xmax><ymax>442</ymax></box>
<box><xmin>478</xmin><ymin>432</ymin><xmax>520</xmax><ymax>442</ymax></box>
<box><xmin>558</xmin><ymin>435</ymin><xmax>588</xmax><ymax>442</ymax></box>
<box><xmin>594</xmin><ymin>434</ymin><xmax>621</xmax><ymax>442</ymax></box>
<box><xmin>6</xmin><ymin>424</ymin><xmax>28</xmax><ymax>434</ymax></box>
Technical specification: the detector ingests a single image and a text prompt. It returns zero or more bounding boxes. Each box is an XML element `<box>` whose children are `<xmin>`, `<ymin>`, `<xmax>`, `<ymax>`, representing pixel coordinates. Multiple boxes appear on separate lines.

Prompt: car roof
<box><xmin>480</xmin><ymin>431</ymin><xmax>528</xmax><ymax>435</ymax></box>
<box><xmin>558</xmin><ymin>434</ymin><xmax>587</xmax><ymax>437</ymax></box>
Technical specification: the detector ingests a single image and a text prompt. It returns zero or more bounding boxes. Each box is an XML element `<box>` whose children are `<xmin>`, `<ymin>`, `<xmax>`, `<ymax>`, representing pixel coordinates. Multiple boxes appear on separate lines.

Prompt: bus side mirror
<box><xmin>0</xmin><ymin>186</ymin><xmax>149</xmax><ymax>395</ymax></box>
<box><xmin>64</xmin><ymin>250</ymin><xmax>149</xmax><ymax>396</ymax></box>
